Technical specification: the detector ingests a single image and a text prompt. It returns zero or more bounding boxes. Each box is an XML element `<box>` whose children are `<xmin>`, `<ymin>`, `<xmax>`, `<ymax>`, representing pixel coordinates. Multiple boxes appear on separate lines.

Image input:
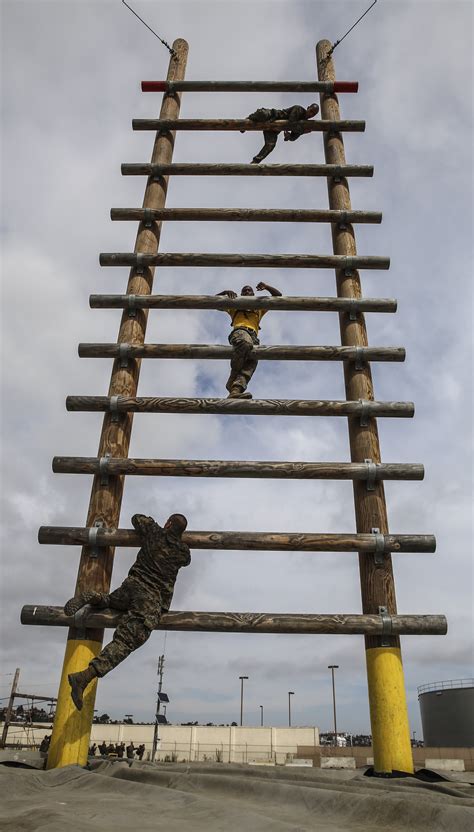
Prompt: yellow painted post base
<box><xmin>47</xmin><ymin>638</ymin><xmax>101</xmax><ymax>770</ymax></box>
<box><xmin>366</xmin><ymin>647</ymin><xmax>414</xmax><ymax>775</ymax></box>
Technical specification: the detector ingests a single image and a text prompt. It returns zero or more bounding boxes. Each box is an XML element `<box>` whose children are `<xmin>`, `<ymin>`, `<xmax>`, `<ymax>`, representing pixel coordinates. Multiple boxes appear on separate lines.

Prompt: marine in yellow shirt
<box><xmin>217</xmin><ymin>282</ymin><xmax>282</xmax><ymax>398</ymax></box>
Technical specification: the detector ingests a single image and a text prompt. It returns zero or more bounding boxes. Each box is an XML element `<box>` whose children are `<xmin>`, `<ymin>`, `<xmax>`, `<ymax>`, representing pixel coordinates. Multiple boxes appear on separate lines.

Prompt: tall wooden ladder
<box><xmin>21</xmin><ymin>38</ymin><xmax>446</xmax><ymax>775</ymax></box>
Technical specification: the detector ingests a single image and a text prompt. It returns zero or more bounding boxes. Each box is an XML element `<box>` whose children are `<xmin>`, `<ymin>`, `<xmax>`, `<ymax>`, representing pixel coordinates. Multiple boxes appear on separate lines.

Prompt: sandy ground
<box><xmin>1</xmin><ymin>755</ymin><xmax>473</xmax><ymax>832</ymax></box>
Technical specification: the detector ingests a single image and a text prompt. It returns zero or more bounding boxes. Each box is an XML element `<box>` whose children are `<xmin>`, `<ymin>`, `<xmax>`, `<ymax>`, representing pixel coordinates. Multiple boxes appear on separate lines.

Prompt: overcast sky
<box><xmin>1</xmin><ymin>0</ymin><xmax>472</xmax><ymax>738</ymax></box>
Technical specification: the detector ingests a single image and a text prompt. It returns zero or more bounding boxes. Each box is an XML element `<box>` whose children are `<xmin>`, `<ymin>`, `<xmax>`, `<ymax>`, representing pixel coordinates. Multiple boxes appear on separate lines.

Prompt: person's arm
<box><xmin>256</xmin><ymin>281</ymin><xmax>282</xmax><ymax>297</ymax></box>
<box><xmin>216</xmin><ymin>289</ymin><xmax>237</xmax><ymax>299</ymax></box>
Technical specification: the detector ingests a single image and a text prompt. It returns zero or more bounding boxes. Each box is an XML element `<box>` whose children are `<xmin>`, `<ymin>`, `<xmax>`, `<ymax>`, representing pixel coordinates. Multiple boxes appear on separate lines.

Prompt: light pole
<box><xmin>239</xmin><ymin>676</ymin><xmax>248</xmax><ymax>726</ymax></box>
<box><xmin>259</xmin><ymin>705</ymin><xmax>264</xmax><ymax>727</ymax></box>
<box><xmin>288</xmin><ymin>691</ymin><xmax>295</xmax><ymax>727</ymax></box>
<box><xmin>328</xmin><ymin>665</ymin><xmax>339</xmax><ymax>746</ymax></box>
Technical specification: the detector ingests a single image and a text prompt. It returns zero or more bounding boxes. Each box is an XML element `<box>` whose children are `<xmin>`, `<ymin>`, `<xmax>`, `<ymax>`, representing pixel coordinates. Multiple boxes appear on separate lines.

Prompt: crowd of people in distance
<box><xmin>88</xmin><ymin>741</ymin><xmax>146</xmax><ymax>760</ymax></box>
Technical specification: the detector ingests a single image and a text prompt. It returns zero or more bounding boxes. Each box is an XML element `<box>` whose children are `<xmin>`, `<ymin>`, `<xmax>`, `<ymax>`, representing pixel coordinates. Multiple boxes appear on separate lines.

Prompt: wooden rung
<box><xmin>132</xmin><ymin>118</ymin><xmax>365</xmax><ymax>133</ymax></box>
<box><xmin>52</xmin><ymin>457</ymin><xmax>424</xmax><ymax>481</ymax></box>
<box><xmin>20</xmin><ymin>607</ymin><xmax>447</xmax><ymax>636</ymax></box>
<box><xmin>65</xmin><ymin>396</ymin><xmax>414</xmax><ymax>418</ymax></box>
<box><xmin>141</xmin><ymin>81</ymin><xmax>359</xmax><ymax>94</ymax></box>
<box><xmin>78</xmin><ymin>344</ymin><xmax>405</xmax><ymax>363</ymax></box>
<box><xmin>121</xmin><ymin>163</ymin><xmax>374</xmax><ymax>178</ymax></box>
<box><xmin>110</xmin><ymin>208</ymin><xmax>382</xmax><ymax>224</ymax></box>
<box><xmin>99</xmin><ymin>253</ymin><xmax>390</xmax><ymax>270</ymax></box>
<box><xmin>38</xmin><ymin>527</ymin><xmax>436</xmax><ymax>552</ymax></box>
<box><xmin>89</xmin><ymin>294</ymin><xmax>397</xmax><ymax>313</ymax></box>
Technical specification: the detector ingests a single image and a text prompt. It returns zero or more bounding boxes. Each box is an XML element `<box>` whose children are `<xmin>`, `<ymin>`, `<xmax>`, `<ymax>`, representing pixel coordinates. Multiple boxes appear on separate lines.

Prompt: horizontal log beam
<box><xmin>52</xmin><ymin>457</ymin><xmax>424</xmax><ymax>481</ymax></box>
<box><xmin>65</xmin><ymin>396</ymin><xmax>414</xmax><ymax>418</ymax></box>
<box><xmin>78</xmin><ymin>344</ymin><xmax>405</xmax><ymax>363</ymax></box>
<box><xmin>89</xmin><ymin>294</ymin><xmax>397</xmax><ymax>314</ymax></box>
<box><xmin>20</xmin><ymin>607</ymin><xmax>447</xmax><ymax>636</ymax></box>
<box><xmin>141</xmin><ymin>81</ymin><xmax>359</xmax><ymax>94</ymax></box>
<box><xmin>132</xmin><ymin>118</ymin><xmax>365</xmax><ymax>133</ymax></box>
<box><xmin>110</xmin><ymin>208</ymin><xmax>382</xmax><ymax>224</ymax></box>
<box><xmin>99</xmin><ymin>253</ymin><xmax>390</xmax><ymax>270</ymax></box>
<box><xmin>121</xmin><ymin>163</ymin><xmax>374</xmax><ymax>178</ymax></box>
<box><xmin>38</xmin><ymin>527</ymin><xmax>436</xmax><ymax>552</ymax></box>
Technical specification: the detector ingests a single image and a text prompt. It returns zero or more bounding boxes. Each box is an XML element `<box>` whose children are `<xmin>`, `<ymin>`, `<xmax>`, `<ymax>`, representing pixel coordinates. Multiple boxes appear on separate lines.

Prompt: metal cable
<box><xmin>328</xmin><ymin>0</ymin><xmax>378</xmax><ymax>57</ymax></box>
<box><xmin>121</xmin><ymin>0</ymin><xmax>176</xmax><ymax>57</ymax></box>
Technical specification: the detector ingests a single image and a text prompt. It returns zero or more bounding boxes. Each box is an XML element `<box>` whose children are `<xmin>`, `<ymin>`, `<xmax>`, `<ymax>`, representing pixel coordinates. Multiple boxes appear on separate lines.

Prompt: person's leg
<box><xmin>227</xmin><ymin>330</ymin><xmax>255</xmax><ymax>396</ymax></box>
<box><xmin>64</xmin><ymin>580</ymin><xmax>131</xmax><ymax>616</ymax></box>
<box><xmin>251</xmin><ymin>130</ymin><xmax>278</xmax><ymax>164</ymax></box>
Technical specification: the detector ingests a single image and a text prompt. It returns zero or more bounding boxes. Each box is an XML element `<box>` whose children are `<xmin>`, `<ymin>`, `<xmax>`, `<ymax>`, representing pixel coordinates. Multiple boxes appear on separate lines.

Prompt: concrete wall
<box><xmin>1</xmin><ymin>722</ymin><xmax>319</xmax><ymax>764</ymax></box>
<box><xmin>419</xmin><ymin>687</ymin><xmax>474</xmax><ymax>747</ymax></box>
<box><xmin>297</xmin><ymin>744</ymin><xmax>474</xmax><ymax>771</ymax></box>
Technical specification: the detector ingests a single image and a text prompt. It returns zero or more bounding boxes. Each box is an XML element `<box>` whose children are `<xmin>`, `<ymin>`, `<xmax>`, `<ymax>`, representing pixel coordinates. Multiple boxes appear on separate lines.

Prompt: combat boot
<box><xmin>68</xmin><ymin>665</ymin><xmax>97</xmax><ymax>711</ymax></box>
<box><xmin>228</xmin><ymin>386</ymin><xmax>252</xmax><ymax>399</ymax></box>
<box><xmin>64</xmin><ymin>591</ymin><xmax>107</xmax><ymax>616</ymax></box>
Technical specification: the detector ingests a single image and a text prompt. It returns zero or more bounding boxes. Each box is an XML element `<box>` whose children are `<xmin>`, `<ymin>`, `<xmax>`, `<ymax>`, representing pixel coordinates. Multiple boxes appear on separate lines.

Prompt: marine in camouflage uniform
<box><xmin>245</xmin><ymin>102</ymin><xmax>319</xmax><ymax>164</ymax></box>
<box><xmin>65</xmin><ymin>512</ymin><xmax>190</xmax><ymax>711</ymax></box>
<box><xmin>216</xmin><ymin>282</ymin><xmax>282</xmax><ymax>398</ymax></box>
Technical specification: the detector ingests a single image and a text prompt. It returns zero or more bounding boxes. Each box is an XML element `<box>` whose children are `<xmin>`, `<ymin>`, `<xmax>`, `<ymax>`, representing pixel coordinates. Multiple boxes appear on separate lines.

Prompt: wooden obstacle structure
<box><xmin>21</xmin><ymin>38</ymin><xmax>446</xmax><ymax>775</ymax></box>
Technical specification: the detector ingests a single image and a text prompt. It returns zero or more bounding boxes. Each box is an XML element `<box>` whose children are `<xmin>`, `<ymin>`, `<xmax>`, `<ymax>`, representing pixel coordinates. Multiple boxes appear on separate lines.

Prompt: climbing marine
<box><xmin>217</xmin><ymin>281</ymin><xmax>282</xmax><ymax>399</ymax></box>
<box><xmin>243</xmin><ymin>102</ymin><xmax>320</xmax><ymax>164</ymax></box>
<box><xmin>64</xmin><ymin>512</ymin><xmax>190</xmax><ymax>710</ymax></box>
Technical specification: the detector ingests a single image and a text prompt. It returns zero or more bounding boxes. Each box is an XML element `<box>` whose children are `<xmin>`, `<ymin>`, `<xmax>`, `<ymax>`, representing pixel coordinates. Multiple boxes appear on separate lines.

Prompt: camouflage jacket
<box><xmin>128</xmin><ymin>514</ymin><xmax>191</xmax><ymax>610</ymax></box>
<box><xmin>247</xmin><ymin>105</ymin><xmax>309</xmax><ymax>140</ymax></box>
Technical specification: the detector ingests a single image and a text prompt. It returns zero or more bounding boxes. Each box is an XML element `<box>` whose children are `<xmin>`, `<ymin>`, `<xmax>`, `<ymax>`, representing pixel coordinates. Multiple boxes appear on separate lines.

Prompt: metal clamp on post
<box><xmin>365</xmin><ymin>459</ymin><xmax>377</xmax><ymax>491</ymax></box>
<box><xmin>119</xmin><ymin>343</ymin><xmax>131</xmax><ymax>368</ymax></box>
<box><xmin>143</xmin><ymin>208</ymin><xmax>153</xmax><ymax>229</ymax></box>
<box><xmin>332</xmin><ymin>166</ymin><xmax>342</xmax><ymax>184</ymax></box>
<box><xmin>348</xmin><ymin>299</ymin><xmax>358</xmax><ymax>322</ymax></box>
<box><xmin>354</xmin><ymin>345</ymin><xmax>365</xmax><ymax>371</ymax></box>
<box><xmin>127</xmin><ymin>294</ymin><xmax>137</xmax><ymax>318</ymax></box>
<box><xmin>342</xmin><ymin>256</ymin><xmax>355</xmax><ymax>276</ymax></box>
<box><xmin>109</xmin><ymin>395</ymin><xmax>120</xmax><ymax>423</ymax></box>
<box><xmin>359</xmin><ymin>398</ymin><xmax>371</xmax><ymax>427</ymax></box>
<box><xmin>135</xmin><ymin>252</ymin><xmax>146</xmax><ymax>274</ymax></box>
<box><xmin>371</xmin><ymin>527</ymin><xmax>385</xmax><ymax>566</ymax></box>
<box><xmin>99</xmin><ymin>453</ymin><xmax>111</xmax><ymax>486</ymax></box>
<box><xmin>378</xmin><ymin>605</ymin><xmax>393</xmax><ymax>647</ymax></box>
<box><xmin>88</xmin><ymin>520</ymin><xmax>104</xmax><ymax>559</ymax></box>
<box><xmin>337</xmin><ymin>210</ymin><xmax>348</xmax><ymax>230</ymax></box>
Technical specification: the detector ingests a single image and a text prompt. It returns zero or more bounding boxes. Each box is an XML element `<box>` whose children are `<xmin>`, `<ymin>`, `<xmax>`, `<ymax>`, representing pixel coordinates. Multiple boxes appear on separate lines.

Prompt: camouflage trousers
<box><xmin>248</xmin><ymin>109</ymin><xmax>279</xmax><ymax>163</ymax></box>
<box><xmin>226</xmin><ymin>328</ymin><xmax>260</xmax><ymax>393</ymax></box>
<box><xmin>89</xmin><ymin>578</ymin><xmax>163</xmax><ymax>678</ymax></box>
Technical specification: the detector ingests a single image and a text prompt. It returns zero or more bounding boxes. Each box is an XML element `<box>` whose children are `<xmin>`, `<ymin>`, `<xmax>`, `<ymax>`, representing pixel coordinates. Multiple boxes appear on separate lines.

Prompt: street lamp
<box><xmin>288</xmin><ymin>691</ymin><xmax>295</xmax><ymax>727</ymax></box>
<box><xmin>328</xmin><ymin>665</ymin><xmax>339</xmax><ymax>746</ymax></box>
<box><xmin>259</xmin><ymin>705</ymin><xmax>264</xmax><ymax>727</ymax></box>
<box><xmin>239</xmin><ymin>676</ymin><xmax>249</xmax><ymax>726</ymax></box>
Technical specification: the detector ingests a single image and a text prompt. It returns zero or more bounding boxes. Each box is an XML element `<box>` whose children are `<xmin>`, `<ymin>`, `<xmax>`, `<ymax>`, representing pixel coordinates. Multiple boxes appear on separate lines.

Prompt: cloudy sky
<box><xmin>1</xmin><ymin>0</ymin><xmax>472</xmax><ymax>737</ymax></box>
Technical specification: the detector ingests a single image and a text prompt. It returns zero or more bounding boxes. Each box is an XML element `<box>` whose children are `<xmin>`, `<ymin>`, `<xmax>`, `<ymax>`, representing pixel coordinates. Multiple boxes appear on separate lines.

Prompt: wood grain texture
<box><xmin>99</xmin><ymin>253</ymin><xmax>390</xmax><ymax>269</ymax></box>
<box><xmin>142</xmin><ymin>81</ymin><xmax>355</xmax><ymax>93</ymax></box>
<box><xmin>68</xmin><ymin>40</ymin><xmax>189</xmax><ymax>643</ymax></box>
<box><xmin>132</xmin><ymin>118</ymin><xmax>365</xmax><ymax>132</ymax></box>
<box><xmin>65</xmin><ymin>396</ymin><xmax>415</xmax><ymax>418</ymax></box>
<box><xmin>52</xmin><ymin>457</ymin><xmax>424</xmax><ymax>481</ymax></box>
<box><xmin>21</xmin><ymin>607</ymin><xmax>447</xmax><ymax>636</ymax></box>
<box><xmin>38</xmin><ymin>526</ymin><xmax>436</xmax><ymax>552</ymax></box>
<box><xmin>78</xmin><ymin>344</ymin><xmax>405</xmax><ymax>362</ymax></box>
<box><xmin>110</xmin><ymin>208</ymin><xmax>382</xmax><ymax>224</ymax></box>
<box><xmin>121</xmin><ymin>163</ymin><xmax>374</xmax><ymax>177</ymax></box>
<box><xmin>89</xmin><ymin>294</ymin><xmax>397</xmax><ymax>313</ymax></box>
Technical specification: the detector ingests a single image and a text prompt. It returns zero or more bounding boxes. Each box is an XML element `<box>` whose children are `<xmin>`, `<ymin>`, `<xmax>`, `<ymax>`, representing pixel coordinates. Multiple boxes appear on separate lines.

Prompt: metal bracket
<box><xmin>135</xmin><ymin>252</ymin><xmax>146</xmax><ymax>274</ymax></box>
<box><xmin>337</xmin><ymin>210</ymin><xmax>348</xmax><ymax>230</ymax></box>
<box><xmin>342</xmin><ymin>256</ymin><xmax>355</xmax><ymax>276</ymax></box>
<box><xmin>127</xmin><ymin>294</ymin><xmax>137</xmax><ymax>318</ymax></box>
<box><xmin>359</xmin><ymin>398</ymin><xmax>371</xmax><ymax>427</ymax></box>
<box><xmin>74</xmin><ymin>605</ymin><xmax>92</xmax><ymax>629</ymax></box>
<box><xmin>119</xmin><ymin>343</ymin><xmax>132</xmax><ymax>368</ymax></box>
<box><xmin>143</xmin><ymin>208</ymin><xmax>153</xmax><ymax>229</ymax></box>
<box><xmin>109</xmin><ymin>395</ymin><xmax>120</xmax><ymax>423</ymax></box>
<box><xmin>348</xmin><ymin>300</ymin><xmax>358</xmax><ymax>321</ymax></box>
<box><xmin>378</xmin><ymin>605</ymin><xmax>393</xmax><ymax>647</ymax></box>
<box><xmin>88</xmin><ymin>520</ymin><xmax>104</xmax><ymax>559</ymax></box>
<box><xmin>365</xmin><ymin>459</ymin><xmax>377</xmax><ymax>491</ymax></box>
<box><xmin>372</xmin><ymin>527</ymin><xmax>385</xmax><ymax>566</ymax></box>
<box><xmin>99</xmin><ymin>453</ymin><xmax>111</xmax><ymax>486</ymax></box>
<box><xmin>354</xmin><ymin>346</ymin><xmax>365</xmax><ymax>371</ymax></box>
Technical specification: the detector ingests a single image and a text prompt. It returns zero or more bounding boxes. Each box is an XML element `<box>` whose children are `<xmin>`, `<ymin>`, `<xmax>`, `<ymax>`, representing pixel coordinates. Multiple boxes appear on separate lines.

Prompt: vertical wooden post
<box><xmin>47</xmin><ymin>39</ymin><xmax>189</xmax><ymax>770</ymax></box>
<box><xmin>316</xmin><ymin>40</ymin><xmax>413</xmax><ymax>774</ymax></box>
<box><xmin>0</xmin><ymin>668</ymin><xmax>20</xmax><ymax>748</ymax></box>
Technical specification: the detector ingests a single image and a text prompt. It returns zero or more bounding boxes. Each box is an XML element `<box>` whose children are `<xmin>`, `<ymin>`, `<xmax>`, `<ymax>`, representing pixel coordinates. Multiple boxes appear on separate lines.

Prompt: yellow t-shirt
<box><xmin>227</xmin><ymin>309</ymin><xmax>267</xmax><ymax>333</ymax></box>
